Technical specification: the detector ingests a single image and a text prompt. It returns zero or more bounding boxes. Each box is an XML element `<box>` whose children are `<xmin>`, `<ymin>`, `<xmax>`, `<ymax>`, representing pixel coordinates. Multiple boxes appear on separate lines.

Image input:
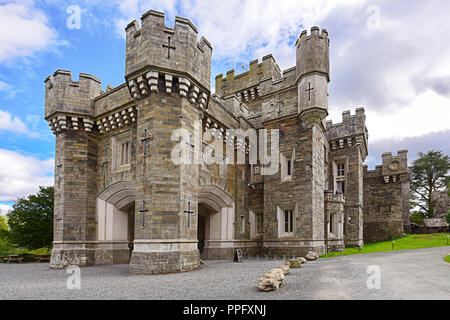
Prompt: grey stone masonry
<box><xmin>363</xmin><ymin>151</ymin><xmax>410</xmax><ymax>243</ymax></box>
<box><xmin>44</xmin><ymin>11</ymin><xmax>412</xmax><ymax>274</ymax></box>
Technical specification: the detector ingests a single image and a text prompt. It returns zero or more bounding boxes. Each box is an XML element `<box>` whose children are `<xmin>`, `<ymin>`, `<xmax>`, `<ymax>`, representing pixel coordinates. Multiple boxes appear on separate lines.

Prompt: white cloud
<box><xmin>111</xmin><ymin>0</ymin><xmax>450</xmax><ymax>146</ymax></box>
<box><xmin>0</xmin><ymin>0</ymin><xmax>63</xmax><ymax>62</ymax></box>
<box><xmin>0</xmin><ymin>81</ymin><xmax>9</xmax><ymax>91</ymax></box>
<box><xmin>0</xmin><ymin>110</ymin><xmax>42</xmax><ymax>139</ymax></box>
<box><xmin>0</xmin><ymin>203</ymin><xmax>12</xmax><ymax>215</ymax></box>
<box><xmin>0</xmin><ymin>149</ymin><xmax>53</xmax><ymax>202</ymax></box>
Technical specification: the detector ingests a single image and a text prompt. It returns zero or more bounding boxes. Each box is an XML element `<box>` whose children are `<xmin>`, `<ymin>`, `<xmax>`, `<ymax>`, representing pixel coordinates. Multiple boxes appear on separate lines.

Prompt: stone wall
<box><xmin>363</xmin><ymin>153</ymin><xmax>410</xmax><ymax>243</ymax></box>
<box><xmin>432</xmin><ymin>190</ymin><xmax>450</xmax><ymax>218</ymax></box>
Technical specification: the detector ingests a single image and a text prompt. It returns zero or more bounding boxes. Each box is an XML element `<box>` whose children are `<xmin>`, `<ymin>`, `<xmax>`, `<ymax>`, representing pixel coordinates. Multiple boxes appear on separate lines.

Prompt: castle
<box><xmin>44</xmin><ymin>10</ymin><xmax>410</xmax><ymax>274</ymax></box>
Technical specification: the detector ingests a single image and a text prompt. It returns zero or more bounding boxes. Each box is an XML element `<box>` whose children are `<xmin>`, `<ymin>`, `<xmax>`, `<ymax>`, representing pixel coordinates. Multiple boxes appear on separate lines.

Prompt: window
<box><xmin>256</xmin><ymin>214</ymin><xmax>263</xmax><ymax>234</ymax></box>
<box><xmin>240</xmin><ymin>215</ymin><xmax>245</xmax><ymax>233</ymax></box>
<box><xmin>112</xmin><ymin>131</ymin><xmax>132</xmax><ymax>170</ymax></box>
<box><xmin>284</xmin><ymin>210</ymin><xmax>293</xmax><ymax>233</ymax></box>
<box><xmin>329</xmin><ymin>213</ymin><xmax>334</xmax><ymax>234</ymax></box>
<box><xmin>337</xmin><ymin>181</ymin><xmax>345</xmax><ymax>193</ymax></box>
<box><xmin>120</xmin><ymin>141</ymin><xmax>130</xmax><ymax>166</ymax></box>
<box><xmin>337</xmin><ymin>163</ymin><xmax>345</xmax><ymax>178</ymax></box>
<box><xmin>281</xmin><ymin>150</ymin><xmax>294</xmax><ymax>181</ymax></box>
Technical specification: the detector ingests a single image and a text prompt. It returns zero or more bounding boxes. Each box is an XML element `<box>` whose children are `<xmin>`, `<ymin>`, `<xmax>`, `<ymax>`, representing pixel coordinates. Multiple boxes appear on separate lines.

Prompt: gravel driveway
<box><xmin>1</xmin><ymin>247</ymin><xmax>449</xmax><ymax>300</ymax></box>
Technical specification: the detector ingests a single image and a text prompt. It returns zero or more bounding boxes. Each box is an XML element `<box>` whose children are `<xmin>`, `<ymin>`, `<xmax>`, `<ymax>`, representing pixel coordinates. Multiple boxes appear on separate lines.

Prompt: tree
<box><xmin>6</xmin><ymin>186</ymin><xmax>54</xmax><ymax>249</ymax></box>
<box><xmin>410</xmin><ymin>150</ymin><xmax>450</xmax><ymax>218</ymax></box>
<box><xmin>410</xmin><ymin>211</ymin><xmax>425</xmax><ymax>225</ymax></box>
<box><xmin>0</xmin><ymin>215</ymin><xmax>7</xmax><ymax>232</ymax></box>
<box><xmin>446</xmin><ymin>211</ymin><xmax>450</xmax><ymax>225</ymax></box>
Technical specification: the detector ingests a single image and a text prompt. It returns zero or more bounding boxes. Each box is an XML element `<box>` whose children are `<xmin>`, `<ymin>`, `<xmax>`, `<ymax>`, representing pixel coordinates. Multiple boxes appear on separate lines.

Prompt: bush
<box><xmin>410</xmin><ymin>211</ymin><xmax>425</xmax><ymax>225</ymax></box>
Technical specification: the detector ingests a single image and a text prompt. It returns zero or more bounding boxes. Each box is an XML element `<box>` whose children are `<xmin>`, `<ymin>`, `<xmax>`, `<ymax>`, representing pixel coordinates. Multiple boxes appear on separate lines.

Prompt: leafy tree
<box><xmin>410</xmin><ymin>151</ymin><xmax>450</xmax><ymax>218</ymax></box>
<box><xmin>410</xmin><ymin>211</ymin><xmax>425</xmax><ymax>225</ymax></box>
<box><xmin>0</xmin><ymin>215</ymin><xmax>7</xmax><ymax>232</ymax></box>
<box><xmin>6</xmin><ymin>186</ymin><xmax>53</xmax><ymax>249</ymax></box>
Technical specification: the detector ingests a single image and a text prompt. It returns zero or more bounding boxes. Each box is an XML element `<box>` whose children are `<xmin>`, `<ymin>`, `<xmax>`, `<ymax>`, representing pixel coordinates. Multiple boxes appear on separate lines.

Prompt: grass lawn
<box><xmin>321</xmin><ymin>233</ymin><xmax>450</xmax><ymax>258</ymax></box>
<box><xmin>444</xmin><ymin>255</ymin><xmax>450</xmax><ymax>263</ymax></box>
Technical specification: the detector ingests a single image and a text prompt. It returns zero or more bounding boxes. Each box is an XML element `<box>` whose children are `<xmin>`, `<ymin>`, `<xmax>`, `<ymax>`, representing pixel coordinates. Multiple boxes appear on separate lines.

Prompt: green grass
<box><xmin>321</xmin><ymin>233</ymin><xmax>450</xmax><ymax>258</ymax></box>
<box><xmin>444</xmin><ymin>255</ymin><xmax>450</xmax><ymax>263</ymax></box>
<box><xmin>0</xmin><ymin>237</ymin><xmax>51</xmax><ymax>258</ymax></box>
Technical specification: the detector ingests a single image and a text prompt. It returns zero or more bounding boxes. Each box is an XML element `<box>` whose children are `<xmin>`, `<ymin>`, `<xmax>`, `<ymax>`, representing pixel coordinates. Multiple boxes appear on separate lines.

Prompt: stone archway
<box><xmin>198</xmin><ymin>186</ymin><xmax>235</xmax><ymax>260</ymax></box>
<box><xmin>96</xmin><ymin>181</ymin><xmax>136</xmax><ymax>262</ymax></box>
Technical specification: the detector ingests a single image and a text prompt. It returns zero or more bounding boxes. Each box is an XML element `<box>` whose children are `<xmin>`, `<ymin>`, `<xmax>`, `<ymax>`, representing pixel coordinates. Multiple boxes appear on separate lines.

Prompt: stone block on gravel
<box><xmin>285</xmin><ymin>259</ymin><xmax>302</xmax><ymax>268</ymax></box>
<box><xmin>305</xmin><ymin>251</ymin><xmax>319</xmax><ymax>261</ymax></box>
<box><xmin>279</xmin><ymin>265</ymin><xmax>290</xmax><ymax>275</ymax></box>
<box><xmin>257</xmin><ymin>268</ymin><xmax>285</xmax><ymax>292</ymax></box>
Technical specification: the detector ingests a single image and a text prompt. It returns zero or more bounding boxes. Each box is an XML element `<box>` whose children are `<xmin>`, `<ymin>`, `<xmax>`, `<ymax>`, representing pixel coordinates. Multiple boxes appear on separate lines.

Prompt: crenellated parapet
<box><xmin>363</xmin><ymin>150</ymin><xmax>409</xmax><ymax>183</ymax></box>
<box><xmin>214</xmin><ymin>55</ymin><xmax>281</xmax><ymax>99</ymax></box>
<box><xmin>326</xmin><ymin>108</ymin><xmax>368</xmax><ymax>159</ymax></box>
<box><xmin>45</xmin><ymin>70</ymin><xmax>102</xmax><ymax>134</ymax></box>
<box><xmin>296</xmin><ymin>27</ymin><xmax>330</xmax><ymax>82</ymax></box>
<box><xmin>125</xmin><ymin>10</ymin><xmax>211</xmax><ymax>106</ymax></box>
<box><xmin>296</xmin><ymin>27</ymin><xmax>330</xmax><ymax>127</ymax></box>
<box><xmin>381</xmin><ymin>150</ymin><xmax>408</xmax><ymax>183</ymax></box>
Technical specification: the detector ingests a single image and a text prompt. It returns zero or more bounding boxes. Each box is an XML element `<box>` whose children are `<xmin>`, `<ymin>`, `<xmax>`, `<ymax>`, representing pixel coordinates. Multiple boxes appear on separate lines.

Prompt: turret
<box><xmin>45</xmin><ymin>70</ymin><xmax>101</xmax><ymax>133</ymax></box>
<box><xmin>381</xmin><ymin>150</ymin><xmax>408</xmax><ymax>183</ymax></box>
<box><xmin>44</xmin><ymin>70</ymin><xmax>101</xmax><ymax>268</ymax></box>
<box><xmin>125</xmin><ymin>10</ymin><xmax>212</xmax><ymax>104</ymax></box>
<box><xmin>295</xmin><ymin>27</ymin><xmax>330</xmax><ymax>127</ymax></box>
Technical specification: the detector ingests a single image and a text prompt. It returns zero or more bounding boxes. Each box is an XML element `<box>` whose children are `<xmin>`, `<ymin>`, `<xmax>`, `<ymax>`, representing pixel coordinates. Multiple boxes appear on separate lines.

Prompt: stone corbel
<box><xmin>165</xmin><ymin>74</ymin><xmax>173</xmax><ymax>94</ymax></box>
<box><xmin>190</xmin><ymin>85</ymin><xmax>199</xmax><ymax>104</ymax></box>
<box><xmin>83</xmin><ymin>119</ymin><xmax>94</xmax><ymax>132</ymax></box>
<box><xmin>146</xmin><ymin>71</ymin><xmax>158</xmax><ymax>93</ymax></box>
<box><xmin>137</xmin><ymin>75</ymin><xmax>148</xmax><ymax>96</ymax></box>
<box><xmin>179</xmin><ymin>77</ymin><xmax>190</xmax><ymax>97</ymax></box>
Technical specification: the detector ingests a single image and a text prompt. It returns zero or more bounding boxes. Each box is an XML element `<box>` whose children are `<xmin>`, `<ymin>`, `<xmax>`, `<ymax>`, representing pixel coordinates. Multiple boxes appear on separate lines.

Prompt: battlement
<box><xmin>296</xmin><ymin>26</ymin><xmax>330</xmax><ymax>82</ymax></box>
<box><xmin>382</xmin><ymin>150</ymin><xmax>408</xmax><ymax>177</ymax></box>
<box><xmin>125</xmin><ymin>10</ymin><xmax>212</xmax><ymax>91</ymax></box>
<box><xmin>364</xmin><ymin>150</ymin><xmax>409</xmax><ymax>183</ymax></box>
<box><xmin>214</xmin><ymin>54</ymin><xmax>281</xmax><ymax>98</ymax></box>
<box><xmin>45</xmin><ymin>69</ymin><xmax>102</xmax><ymax>119</ymax></box>
<box><xmin>432</xmin><ymin>190</ymin><xmax>449</xmax><ymax>202</ymax></box>
<box><xmin>326</xmin><ymin>108</ymin><xmax>367</xmax><ymax>139</ymax></box>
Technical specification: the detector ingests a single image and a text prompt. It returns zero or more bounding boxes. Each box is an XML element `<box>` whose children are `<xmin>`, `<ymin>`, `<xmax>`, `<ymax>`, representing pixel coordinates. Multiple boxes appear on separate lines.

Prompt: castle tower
<box><xmin>327</xmin><ymin>108</ymin><xmax>368</xmax><ymax>248</ymax></box>
<box><xmin>296</xmin><ymin>27</ymin><xmax>330</xmax><ymax>127</ymax></box>
<box><xmin>125</xmin><ymin>10</ymin><xmax>212</xmax><ymax>274</ymax></box>
<box><xmin>45</xmin><ymin>70</ymin><xmax>101</xmax><ymax>268</ymax></box>
<box><xmin>363</xmin><ymin>151</ymin><xmax>410</xmax><ymax>242</ymax></box>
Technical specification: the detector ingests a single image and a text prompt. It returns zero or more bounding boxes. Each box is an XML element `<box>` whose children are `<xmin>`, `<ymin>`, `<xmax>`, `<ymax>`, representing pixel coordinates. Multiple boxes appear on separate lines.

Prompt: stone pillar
<box><xmin>129</xmin><ymin>91</ymin><xmax>201</xmax><ymax>275</ymax></box>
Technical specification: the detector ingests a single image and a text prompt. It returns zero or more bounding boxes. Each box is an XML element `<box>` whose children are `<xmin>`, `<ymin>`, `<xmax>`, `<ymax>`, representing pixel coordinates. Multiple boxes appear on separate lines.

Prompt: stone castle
<box><xmin>44</xmin><ymin>10</ymin><xmax>410</xmax><ymax>274</ymax></box>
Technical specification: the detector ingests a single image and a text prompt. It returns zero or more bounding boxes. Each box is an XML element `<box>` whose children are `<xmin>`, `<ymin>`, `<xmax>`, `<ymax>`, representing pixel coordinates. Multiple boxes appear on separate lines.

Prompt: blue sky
<box><xmin>1</xmin><ymin>0</ymin><xmax>450</xmax><ymax>213</ymax></box>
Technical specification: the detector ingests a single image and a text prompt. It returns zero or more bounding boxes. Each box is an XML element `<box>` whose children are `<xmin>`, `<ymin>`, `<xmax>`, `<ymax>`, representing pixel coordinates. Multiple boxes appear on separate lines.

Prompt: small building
<box><xmin>409</xmin><ymin>222</ymin><xmax>425</xmax><ymax>234</ymax></box>
<box><xmin>423</xmin><ymin>218</ymin><xmax>449</xmax><ymax>234</ymax></box>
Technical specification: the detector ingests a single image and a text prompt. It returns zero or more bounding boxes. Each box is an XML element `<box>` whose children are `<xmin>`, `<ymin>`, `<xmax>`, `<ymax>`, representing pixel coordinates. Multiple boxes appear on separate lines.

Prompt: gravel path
<box><xmin>1</xmin><ymin>247</ymin><xmax>449</xmax><ymax>300</ymax></box>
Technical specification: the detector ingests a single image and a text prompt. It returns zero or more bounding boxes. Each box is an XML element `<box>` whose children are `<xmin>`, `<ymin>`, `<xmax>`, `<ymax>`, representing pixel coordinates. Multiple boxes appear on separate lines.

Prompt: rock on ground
<box><xmin>257</xmin><ymin>268</ymin><xmax>285</xmax><ymax>292</ymax></box>
<box><xmin>285</xmin><ymin>259</ymin><xmax>302</xmax><ymax>268</ymax></box>
<box><xmin>305</xmin><ymin>251</ymin><xmax>319</xmax><ymax>261</ymax></box>
<box><xmin>279</xmin><ymin>265</ymin><xmax>290</xmax><ymax>275</ymax></box>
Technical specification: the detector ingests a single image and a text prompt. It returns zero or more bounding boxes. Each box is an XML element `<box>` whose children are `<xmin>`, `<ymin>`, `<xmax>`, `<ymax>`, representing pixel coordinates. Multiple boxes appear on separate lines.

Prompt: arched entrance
<box><xmin>97</xmin><ymin>181</ymin><xmax>136</xmax><ymax>256</ymax></box>
<box><xmin>198</xmin><ymin>186</ymin><xmax>235</xmax><ymax>260</ymax></box>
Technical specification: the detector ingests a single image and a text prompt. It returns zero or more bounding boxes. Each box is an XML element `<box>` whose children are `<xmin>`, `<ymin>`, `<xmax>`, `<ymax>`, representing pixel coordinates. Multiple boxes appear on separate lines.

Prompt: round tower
<box><xmin>295</xmin><ymin>27</ymin><xmax>330</xmax><ymax>127</ymax></box>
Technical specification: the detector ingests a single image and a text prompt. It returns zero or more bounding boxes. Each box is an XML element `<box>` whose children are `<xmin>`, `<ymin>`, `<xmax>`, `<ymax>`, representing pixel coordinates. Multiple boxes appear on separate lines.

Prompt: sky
<box><xmin>0</xmin><ymin>0</ymin><xmax>449</xmax><ymax>214</ymax></box>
